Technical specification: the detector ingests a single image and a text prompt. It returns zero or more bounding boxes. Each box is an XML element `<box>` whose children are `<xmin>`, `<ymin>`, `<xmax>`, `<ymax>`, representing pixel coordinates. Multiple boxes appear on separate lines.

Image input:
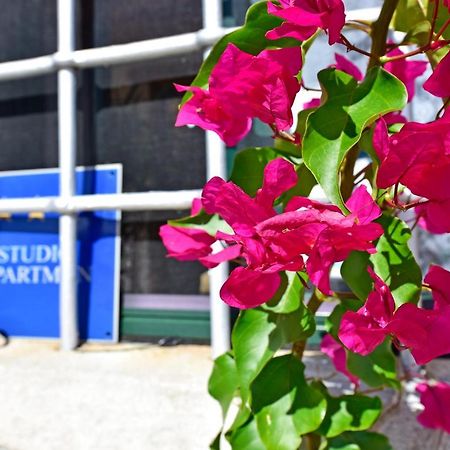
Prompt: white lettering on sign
<box><xmin>0</xmin><ymin>244</ymin><xmax>90</xmax><ymax>285</ymax></box>
<box><xmin>0</xmin><ymin>244</ymin><xmax>59</xmax><ymax>264</ymax></box>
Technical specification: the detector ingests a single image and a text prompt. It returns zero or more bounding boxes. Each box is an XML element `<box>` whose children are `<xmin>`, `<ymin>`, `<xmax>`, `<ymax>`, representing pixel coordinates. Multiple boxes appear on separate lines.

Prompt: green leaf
<box><xmin>427</xmin><ymin>0</ymin><xmax>450</xmax><ymax>40</ymax></box>
<box><xmin>317</xmin><ymin>388</ymin><xmax>382</xmax><ymax>438</ymax></box>
<box><xmin>346</xmin><ymin>340</ymin><xmax>400</xmax><ymax>389</ymax></box>
<box><xmin>232</xmin><ymin>309</ymin><xmax>278</xmax><ymax>400</ymax></box>
<box><xmin>263</xmin><ymin>272</ymin><xmax>303</xmax><ymax>314</ymax></box>
<box><xmin>232</xmin><ymin>304</ymin><xmax>315</xmax><ymax>400</ymax></box>
<box><xmin>228</xmin><ymin>417</ymin><xmax>267</xmax><ymax>450</ymax></box>
<box><xmin>183</xmin><ymin>1</ymin><xmax>300</xmax><ymax>104</ymax></box>
<box><xmin>251</xmin><ymin>355</ymin><xmax>326</xmax><ymax>447</ymax></box>
<box><xmin>370</xmin><ymin>215</ymin><xmax>422</xmax><ymax>305</ymax></box>
<box><xmin>279</xmin><ymin>163</ymin><xmax>317</xmax><ymax>206</ymax></box>
<box><xmin>394</xmin><ymin>0</ymin><xmax>428</xmax><ymax>32</ymax></box>
<box><xmin>168</xmin><ymin>210</ymin><xmax>232</xmax><ymax>236</ymax></box>
<box><xmin>208</xmin><ymin>352</ymin><xmax>239</xmax><ymax>419</ymax></box>
<box><xmin>229</xmin><ymin>147</ymin><xmax>279</xmax><ymax>196</ymax></box>
<box><xmin>341</xmin><ymin>251</ymin><xmax>372</xmax><ymax>301</ymax></box>
<box><xmin>323</xmin><ymin>431</ymin><xmax>393</xmax><ymax>450</ymax></box>
<box><xmin>302</xmin><ymin>68</ymin><xmax>407</xmax><ymax>210</ymax></box>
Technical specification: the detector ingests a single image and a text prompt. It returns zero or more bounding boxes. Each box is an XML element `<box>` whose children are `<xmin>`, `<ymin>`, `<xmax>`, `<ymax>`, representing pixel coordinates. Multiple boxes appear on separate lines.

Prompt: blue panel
<box><xmin>0</xmin><ymin>166</ymin><xmax>121</xmax><ymax>341</ymax></box>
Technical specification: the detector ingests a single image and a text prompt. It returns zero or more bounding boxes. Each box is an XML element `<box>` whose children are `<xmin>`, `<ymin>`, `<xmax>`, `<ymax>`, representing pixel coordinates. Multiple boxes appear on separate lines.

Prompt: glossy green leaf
<box><xmin>279</xmin><ymin>163</ymin><xmax>317</xmax><ymax>206</ymax></box>
<box><xmin>232</xmin><ymin>304</ymin><xmax>315</xmax><ymax>400</ymax></box>
<box><xmin>323</xmin><ymin>431</ymin><xmax>393</xmax><ymax>450</ymax></box>
<box><xmin>168</xmin><ymin>210</ymin><xmax>232</xmax><ymax>236</ymax></box>
<box><xmin>317</xmin><ymin>388</ymin><xmax>382</xmax><ymax>438</ymax></box>
<box><xmin>251</xmin><ymin>355</ymin><xmax>326</xmax><ymax>447</ymax></box>
<box><xmin>346</xmin><ymin>340</ymin><xmax>400</xmax><ymax>389</ymax></box>
<box><xmin>341</xmin><ymin>251</ymin><xmax>372</xmax><ymax>301</ymax></box>
<box><xmin>182</xmin><ymin>1</ymin><xmax>300</xmax><ymax>104</ymax></box>
<box><xmin>263</xmin><ymin>272</ymin><xmax>303</xmax><ymax>314</ymax></box>
<box><xmin>394</xmin><ymin>0</ymin><xmax>428</xmax><ymax>32</ymax></box>
<box><xmin>228</xmin><ymin>417</ymin><xmax>267</xmax><ymax>450</ymax></box>
<box><xmin>370</xmin><ymin>215</ymin><xmax>422</xmax><ymax>305</ymax></box>
<box><xmin>208</xmin><ymin>352</ymin><xmax>239</xmax><ymax>419</ymax></box>
<box><xmin>427</xmin><ymin>0</ymin><xmax>450</xmax><ymax>40</ymax></box>
<box><xmin>302</xmin><ymin>68</ymin><xmax>407</xmax><ymax>210</ymax></box>
<box><xmin>229</xmin><ymin>147</ymin><xmax>280</xmax><ymax>197</ymax></box>
<box><xmin>232</xmin><ymin>309</ymin><xmax>278</xmax><ymax>400</ymax></box>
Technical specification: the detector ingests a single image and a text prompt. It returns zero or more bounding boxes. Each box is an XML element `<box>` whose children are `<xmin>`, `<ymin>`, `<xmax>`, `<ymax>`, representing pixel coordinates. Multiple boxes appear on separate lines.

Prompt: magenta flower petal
<box><xmin>424</xmin><ymin>265</ymin><xmax>450</xmax><ymax>309</ymax></box>
<box><xmin>190</xmin><ymin>198</ymin><xmax>203</xmax><ymax>216</ymax></box>
<box><xmin>339</xmin><ymin>310</ymin><xmax>388</xmax><ymax>355</ymax></box>
<box><xmin>159</xmin><ymin>225</ymin><xmax>215</xmax><ymax>262</ymax></box>
<box><xmin>266</xmin><ymin>21</ymin><xmax>318</xmax><ymax>42</ymax></box>
<box><xmin>266</xmin><ymin>0</ymin><xmax>346</xmax><ymax>45</ymax></box>
<box><xmin>256</xmin><ymin>158</ymin><xmax>298</xmax><ymax>211</ymax></box>
<box><xmin>199</xmin><ymin>244</ymin><xmax>242</xmax><ymax>269</ymax></box>
<box><xmin>416</xmin><ymin>382</ymin><xmax>450</xmax><ymax>433</ymax></box>
<box><xmin>334</xmin><ymin>54</ymin><xmax>363</xmax><ymax>81</ymax></box>
<box><xmin>174</xmin><ymin>84</ymin><xmax>252</xmax><ymax>146</ymax></box>
<box><xmin>346</xmin><ymin>185</ymin><xmax>381</xmax><ymax>224</ymax></box>
<box><xmin>390</xmin><ymin>303</ymin><xmax>450</xmax><ymax>365</ymax></box>
<box><xmin>220</xmin><ymin>266</ymin><xmax>281</xmax><ymax>309</ymax></box>
<box><xmin>424</xmin><ymin>51</ymin><xmax>450</xmax><ymax>98</ymax></box>
<box><xmin>372</xmin><ymin>118</ymin><xmax>389</xmax><ymax>161</ymax></box>
<box><xmin>202</xmin><ymin>177</ymin><xmax>271</xmax><ymax>236</ymax></box>
<box><xmin>321</xmin><ymin>334</ymin><xmax>360</xmax><ymax>385</ymax></box>
<box><xmin>303</xmin><ymin>98</ymin><xmax>321</xmax><ymax>109</ymax></box>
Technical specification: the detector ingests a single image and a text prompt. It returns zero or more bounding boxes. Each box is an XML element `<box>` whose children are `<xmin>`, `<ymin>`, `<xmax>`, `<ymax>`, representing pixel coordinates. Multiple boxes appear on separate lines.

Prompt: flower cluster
<box><xmin>339</xmin><ymin>266</ymin><xmax>450</xmax><ymax>365</ymax></box>
<box><xmin>161</xmin><ymin>158</ymin><xmax>383</xmax><ymax>308</ymax></box>
<box><xmin>175</xmin><ymin>43</ymin><xmax>302</xmax><ymax>146</ymax></box>
<box><xmin>374</xmin><ymin>112</ymin><xmax>450</xmax><ymax>233</ymax></box>
<box><xmin>165</xmin><ymin>0</ymin><xmax>450</xmax><ymax>439</ymax></box>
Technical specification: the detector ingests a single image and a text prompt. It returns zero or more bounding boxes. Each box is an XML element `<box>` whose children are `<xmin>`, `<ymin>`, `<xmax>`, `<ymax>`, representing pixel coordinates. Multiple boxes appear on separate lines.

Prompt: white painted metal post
<box><xmin>58</xmin><ymin>0</ymin><xmax>78</xmax><ymax>350</ymax></box>
<box><xmin>202</xmin><ymin>0</ymin><xmax>231</xmax><ymax>358</ymax></box>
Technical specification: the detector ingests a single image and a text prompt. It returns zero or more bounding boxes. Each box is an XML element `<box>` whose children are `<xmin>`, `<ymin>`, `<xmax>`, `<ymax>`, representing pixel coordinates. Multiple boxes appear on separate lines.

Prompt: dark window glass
<box><xmin>0</xmin><ymin>0</ymin><xmax>56</xmax><ymax>61</ymax></box>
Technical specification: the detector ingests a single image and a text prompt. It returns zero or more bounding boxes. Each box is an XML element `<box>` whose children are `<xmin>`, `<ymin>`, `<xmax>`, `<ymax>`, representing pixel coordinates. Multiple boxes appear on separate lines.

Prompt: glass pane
<box><xmin>79</xmin><ymin>0</ymin><xmax>203</xmax><ymax>49</ymax></box>
<box><xmin>0</xmin><ymin>75</ymin><xmax>58</xmax><ymax>172</ymax></box>
<box><xmin>0</xmin><ymin>0</ymin><xmax>56</xmax><ymax>61</ymax></box>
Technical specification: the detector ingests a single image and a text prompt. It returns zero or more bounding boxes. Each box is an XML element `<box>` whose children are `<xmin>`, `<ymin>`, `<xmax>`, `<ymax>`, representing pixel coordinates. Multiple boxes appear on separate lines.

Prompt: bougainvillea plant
<box><xmin>161</xmin><ymin>1</ymin><xmax>450</xmax><ymax>448</ymax></box>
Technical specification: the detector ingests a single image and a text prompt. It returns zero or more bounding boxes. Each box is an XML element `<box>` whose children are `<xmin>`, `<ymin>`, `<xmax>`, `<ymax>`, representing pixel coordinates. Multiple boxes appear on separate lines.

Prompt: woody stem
<box><xmin>368</xmin><ymin>0</ymin><xmax>400</xmax><ymax>68</ymax></box>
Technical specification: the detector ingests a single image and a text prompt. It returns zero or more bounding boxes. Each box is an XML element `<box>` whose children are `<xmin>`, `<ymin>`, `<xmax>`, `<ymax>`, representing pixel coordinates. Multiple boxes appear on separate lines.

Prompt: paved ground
<box><xmin>0</xmin><ymin>340</ymin><xmax>221</xmax><ymax>450</ymax></box>
<box><xmin>0</xmin><ymin>339</ymin><xmax>448</xmax><ymax>450</ymax></box>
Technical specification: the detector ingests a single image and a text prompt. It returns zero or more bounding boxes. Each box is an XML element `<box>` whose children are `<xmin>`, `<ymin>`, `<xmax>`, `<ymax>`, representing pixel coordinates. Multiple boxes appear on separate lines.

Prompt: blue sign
<box><xmin>0</xmin><ymin>165</ymin><xmax>122</xmax><ymax>341</ymax></box>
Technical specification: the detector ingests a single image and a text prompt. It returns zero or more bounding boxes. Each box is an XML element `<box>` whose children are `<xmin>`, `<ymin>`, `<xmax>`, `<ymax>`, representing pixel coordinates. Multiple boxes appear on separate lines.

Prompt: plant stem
<box><xmin>340</xmin><ymin>34</ymin><xmax>373</xmax><ymax>58</ymax></box>
<box><xmin>304</xmin><ymin>433</ymin><xmax>321</xmax><ymax>450</ymax></box>
<box><xmin>368</xmin><ymin>0</ymin><xmax>400</xmax><ymax>68</ymax></box>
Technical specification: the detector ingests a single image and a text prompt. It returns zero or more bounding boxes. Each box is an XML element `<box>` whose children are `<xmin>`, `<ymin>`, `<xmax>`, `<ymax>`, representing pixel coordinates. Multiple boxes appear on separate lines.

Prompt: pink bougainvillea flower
<box><xmin>384</xmin><ymin>48</ymin><xmax>427</xmax><ymax>102</ymax></box>
<box><xmin>266</xmin><ymin>0</ymin><xmax>346</xmax><ymax>45</ymax></box>
<box><xmin>424</xmin><ymin>51</ymin><xmax>450</xmax><ymax>98</ymax></box>
<box><xmin>424</xmin><ymin>265</ymin><xmax>450</xmax><ymax>310</ymax></box>
<box><xmin>256</xmin><ymin>185</ymin><xmax>383</xmax><ymax>295</ymax></box>
<box><xmin>375</xmin><ymin>111</ymin><xmax>450</xmax><ymax>233</ymax></box>
<box><xmin>416</xmin><ymin>382</ymin><xmax>450</xmax><ymax>434</ymax></box>
<box><xmin>175</xmin><ymin>43</ymin><xmax>302</xmax><ymax>146</ymax></box>
<box><xmin>333</xmin><ymin>53</ymin><xmax>363</xmax><ymax>81</ymax></box>
<box><xmin>383</xmin><ymin>111</ymin><xmax>407</xmax><ymax>125</ymax></box>
<box><xmin>321</xmin><ymin>334</ymin><xmax>359</xmax><ymax>385</ymax></box>
<box><xmin>175</xmin><ymin>84</ymin><xmax>251</xmax><ymax>147</ymax></box>
<box><xmin>159</xmin><ymin>225</ymin><xmax>216</xmax><ymax>263</ymax></box>
<box><xmin>163</xmin><ymin>159</ymin><xmax>383</xmax><ymax>308</ymax></box>
<box><xmin>339</xmin><ymin>267</ymin><xmax>450</xmax><ymax>364</ymax></box>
